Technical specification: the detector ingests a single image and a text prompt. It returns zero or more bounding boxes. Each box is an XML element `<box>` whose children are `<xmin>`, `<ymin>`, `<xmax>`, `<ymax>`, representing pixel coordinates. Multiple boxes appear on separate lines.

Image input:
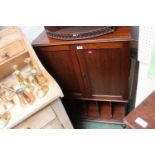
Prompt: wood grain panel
<box><xmin>100</xmin><ymin>101</ymin><xmax>112</xmax><ymax>119</ymax></box>
<box><xmin>124</xmin><ymin>91</ymin><xmax>155</xmax><ymax>129</ymax></box>
<box><xmin>0</xmin><ymin>51</ymin><xmax>29</xmax><ymax>80</ymax></box>
<box><xmin>87</xmin><ymin>101</ymin><xmax>99</xmax><ymax>118</ymax></box>
<box><xmin>38</xmin><ymin>44</ymin><xmax>70</xmax><ymax>52</ymax></box>
<box><xmin>0</xmin><ymin>40</ymin><xmax>25</xmax><ymax>62</ymax></box>
<box><xmin>14</xmin><ymin>106</ymin><xmax>56</xmax><ymax>129</ymax></box>
<box><xmin>77</xmin><ymin>48</ymin><xmax>123</xmax><ymax>97</ymax></box>
<box><xmin>75</xmin><ymin>42</ymin><xmax>123</xmax><ymax>50</ymax></box>
<box><xmin>112</xmin><ymin>102</ymin><xmax>126</xmax><ymax>121</ymax></box>
<box><xmin>41</xmin><ymin>118</ymin><xmax>63</xmax><ymax>129</ymax></box>
<box><xmin>36</xmin><ymin>48</ymin><xmax>84</xmax><ymax>98</ymax></box>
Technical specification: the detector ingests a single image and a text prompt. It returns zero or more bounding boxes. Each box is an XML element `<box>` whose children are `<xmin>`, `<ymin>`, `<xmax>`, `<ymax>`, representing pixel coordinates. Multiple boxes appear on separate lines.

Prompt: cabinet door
<box><xmin>76</xmin><ymin>42</ymin><xmax>130</xmax><ymax>101</ymax></box>
<box><xmin>35</xmin><ymin>45</ymin><xmax>84</xmax><ymax>98</ymax></box>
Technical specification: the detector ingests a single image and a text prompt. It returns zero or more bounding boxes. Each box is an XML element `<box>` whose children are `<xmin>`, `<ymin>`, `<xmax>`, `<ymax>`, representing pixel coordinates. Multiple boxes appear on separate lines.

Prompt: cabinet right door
<box><xmin>76</xmin><ymin>42</ymin><xmax>130</xmax><ymax>101</ymax></box>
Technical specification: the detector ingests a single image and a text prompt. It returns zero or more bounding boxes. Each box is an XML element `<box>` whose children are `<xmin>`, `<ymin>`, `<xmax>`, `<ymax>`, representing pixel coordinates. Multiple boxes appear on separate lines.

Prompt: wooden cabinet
<box><xmin>0</xmin><ymin>27</ymin><xmax>73</xmax><ymax>129</ymax></box>
<box><xmin>14</xmin><ymin>99</ymin><xmax>68</xmax><ymax>129</ymax></box>
<box><xmin>35</xmin><ymin>42</ymin><xmax>130</xmax><ymax>102</ymax></box>
<box><xmin>14</xmin><ymin>105</ymin><xmax>57</xmax><ymax>129</ymax></box>
<box><xmin>33</xmin><ymin>26</ymin><xmax>132</xmax><ymax>124</ymax></box>
<box><xmin>0</xmin><ymin>40</ymin><xmax>25</xmax><ymax>62</ymax></box>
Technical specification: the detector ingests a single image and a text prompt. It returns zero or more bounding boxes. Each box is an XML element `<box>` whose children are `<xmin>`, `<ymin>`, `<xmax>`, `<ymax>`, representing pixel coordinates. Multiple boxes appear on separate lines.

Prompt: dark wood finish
<box><xmin>35</xmin><ymin>45</ymin><xmax>85</xmax><ymax>98</ymax></box>
<box><xmin>100</xmin><ymin>101</ymin><xmax>112</xmax><ymax>119</ymax></box>
<box><xmin>37</xmin><ymin>44</ymin><xmax>70</xmax><ymax>52</ymax></box>
<box><xmin>124</xmin><ymin>91</ymin><xmax>155</xmax><ymax>129</ymax></box>
<box><xmin>112</xmin><ymin>102</ymin><xmax>126</xmax><ymax>121</ymax></box>
<box><xmin>79</xmin><ymin>101</ymin><xmax>88</xmax><ymax>117</ymax></box>
<box><xmin>61</xmin><ymin>98</ymin><xmax>127</xmax><ymax>124</ymax></box>
<box><xmin>87</xmin><ymin>101</ymin><xmax>99</xmax><ymax>118</ymax></box>
<box><xmin>76</xmin><ymin>100</ymin><xmax>127</xmax><ymax>123</ymax></box>
<box><xmin>33</xmin><ymin>26</ymin><xmax>132</xmax><ymax>123</ymax></box>
<box><xmin>76</xmin><ymin>42</ymin><xmax>130</xmax><ymax>100</ymax></box>
<box><xmin>35</xmin><ymin>41</ymin><xmax>130</xmax><ymax>101</ymax></box>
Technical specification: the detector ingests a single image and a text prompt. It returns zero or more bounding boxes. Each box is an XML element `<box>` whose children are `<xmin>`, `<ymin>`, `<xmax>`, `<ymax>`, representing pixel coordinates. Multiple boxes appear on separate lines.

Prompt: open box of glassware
<box><xmin>0</xmin><ymin>27</ymin><xmax>72</xmax><ymax>129</ymax></box>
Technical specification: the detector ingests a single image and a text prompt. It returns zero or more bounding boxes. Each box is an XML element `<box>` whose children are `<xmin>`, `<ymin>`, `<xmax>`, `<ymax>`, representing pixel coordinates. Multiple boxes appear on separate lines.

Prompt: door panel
<box><xmin>77</xmin><ymin>46</ymin><xmax>128</xmax><ymax>100</ymax></box>
<box><xmin>35</xmin><ymin>41</ymin><xmax>129</xmax><ymax>101</ymax></box>
<box><xmin>36</xmin><ymin>47</ymin><xmax>84</xmax><ymax>98</ymax></box>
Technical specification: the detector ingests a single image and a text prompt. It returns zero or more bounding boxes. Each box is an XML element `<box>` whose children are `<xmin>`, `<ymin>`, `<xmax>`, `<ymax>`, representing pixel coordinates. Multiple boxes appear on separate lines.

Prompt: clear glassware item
<box><xmin>24</xmin><ymin>57</ymin><xmax>48</xmax><ymax>85</ymax></box>
<box><xmin>12</xmin><ymin>65</ymin><xmax>34</xmax><ymax>93</ymax></box>
<box><xmin>24</xmin><ymin>57</ymin><xmax>37</xmax><ymax>83</ymax></box>
<box><xmin>0</xmin><ymin>90</ymin><xmax>15</xmax><ymax>110</ymax></box>
<box><xmin>24</xmin><ymin>57</ymin><xmax>49</xmax><ymax>97</ymax></box>
<box><xmin>36</xmin><ymin>74</ymin><xmax>48</xmax><ymax>85</ymax></box>
<box><xmin>0</xmin><ymin>103</ymin><xmax>11</xmax><ymax>128</ymax></box>
<box><xmin>36</xmin><ymin>84</ymin><xmax>49</xmax><ymax>98</ymax></box>
<box><xmin>24</xmin><ymin>57</ymin><xmax>33</xmax><ymax>69</ymax></box>
<box><xmin>31</xmin><ymin>69</ymin><xmax>49</xmax><ymax>98</ymax></box>
<box><xmin>0</xmin><ymin>84</ymin><xmax>15</xmax><ymax>110</ymax></box>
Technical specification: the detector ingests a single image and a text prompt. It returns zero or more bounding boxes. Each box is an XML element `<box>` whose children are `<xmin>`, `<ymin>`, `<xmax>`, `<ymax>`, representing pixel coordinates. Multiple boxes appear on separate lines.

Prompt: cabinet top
<box><xmin>32</xmin><ymin>26</ymin><xmax>132</xmax><ymax>47</ymax></box>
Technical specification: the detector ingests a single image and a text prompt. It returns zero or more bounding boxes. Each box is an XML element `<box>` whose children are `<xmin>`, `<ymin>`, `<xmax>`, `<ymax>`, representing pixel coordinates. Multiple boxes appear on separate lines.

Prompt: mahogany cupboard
<box><xmin>32</xmin><ymin>26</ymin><xmax>132</xmax><ymax>124</ymax></box>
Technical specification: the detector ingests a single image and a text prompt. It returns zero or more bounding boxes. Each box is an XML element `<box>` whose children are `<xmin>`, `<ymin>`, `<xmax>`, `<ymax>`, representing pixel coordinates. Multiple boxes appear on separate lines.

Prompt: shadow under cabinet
<box><xmin>62</xmin><ymin>99</ymin><xmax>127</xmax><ymax>126</ymax></box>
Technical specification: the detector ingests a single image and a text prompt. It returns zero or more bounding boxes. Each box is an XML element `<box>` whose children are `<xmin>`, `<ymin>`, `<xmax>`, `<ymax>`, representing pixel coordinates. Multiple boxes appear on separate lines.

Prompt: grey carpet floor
<box><xmin>76</xmin><ymin>120</ymin><xmax>124</xmax><ymax>129</ymax></box>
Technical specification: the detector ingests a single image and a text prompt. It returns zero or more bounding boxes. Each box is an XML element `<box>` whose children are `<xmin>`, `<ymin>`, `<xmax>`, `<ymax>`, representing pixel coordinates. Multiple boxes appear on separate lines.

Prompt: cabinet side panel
<box><xmin>121</xmin><ymin>42</ymin><xmax>130</xmax><ymax>100</ymax></box>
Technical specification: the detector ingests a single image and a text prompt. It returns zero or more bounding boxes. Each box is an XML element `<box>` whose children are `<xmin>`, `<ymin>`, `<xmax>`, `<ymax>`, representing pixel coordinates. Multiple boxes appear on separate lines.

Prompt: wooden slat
<box><xmin>0</xmin><ymin>27</ymin><xmax>16</xmax><ymax>38</ymax></box>
<box><xmin>112</xmin><ymin>103</ymin><xmax>126</xmax><ymax>120</ymax></box>
<box><xmin>100</xmin><ymin>101</ymin><xmax>112</xmax><ymax>119</ymax></box>
<box><xmin>0</xmin><ymin>40</ymin><xmax>25</xmax><ymax>62</ymax></box>
<box><xmin>41</xmin><ymin>118</ymin><xmax>63</xmax><ymax>129</ymax></box>
<box><xmin>75</xmin><ymin>42</ymin><xmax>123</xmax><ymax>50</ymax></box>
<box><xmin>87</xmin><ymin>101</ymin><xmax>99</xmax><ymax>118</ymax></box>
<box><xmin>51</xmin><ymin>99</ymin><xmax>73</xmax><ymax>129</ymax></box>
<box><xmin>14</xmin><ymin>106</ymin><xmax>56</xmax><ymax>129</ymax></box>
<box><xmin>0</xmin><ymin>28</ymin><xmax>23</xmax><ymax>49</ymax></box>
<box><xmin>38</xmin><ymin>44</ymin><xmax>70</xmax><ymax>52</ymax></box>
<box><xmin>0</xmin><ymin>51</ymin><xmax>29</xmax><ymax>80</ymax></box>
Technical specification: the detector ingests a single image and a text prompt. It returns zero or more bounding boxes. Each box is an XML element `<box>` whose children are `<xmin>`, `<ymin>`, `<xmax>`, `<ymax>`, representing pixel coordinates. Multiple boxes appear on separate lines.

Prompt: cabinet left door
<box><xmin>35</xmin><ymin>45</ymin><xmax>84</xmax><ymax>98</ymax></box>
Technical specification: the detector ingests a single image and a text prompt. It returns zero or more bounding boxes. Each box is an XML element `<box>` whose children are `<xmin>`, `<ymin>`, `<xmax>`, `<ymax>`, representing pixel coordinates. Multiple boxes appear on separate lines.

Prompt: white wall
<box><xmin>135</xmin><ymin>62</ymin><xmax>155</xmax><ymax>106</ymax></box>
<box><xmin>19</xmin><ymin>26</ymin><xmax>44</xmax><ymax>43</ymax></box>
<box><xmin>135</xmin><ymin>27</ymin><xmax>155</xmax><ymax>106</ymax></box>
